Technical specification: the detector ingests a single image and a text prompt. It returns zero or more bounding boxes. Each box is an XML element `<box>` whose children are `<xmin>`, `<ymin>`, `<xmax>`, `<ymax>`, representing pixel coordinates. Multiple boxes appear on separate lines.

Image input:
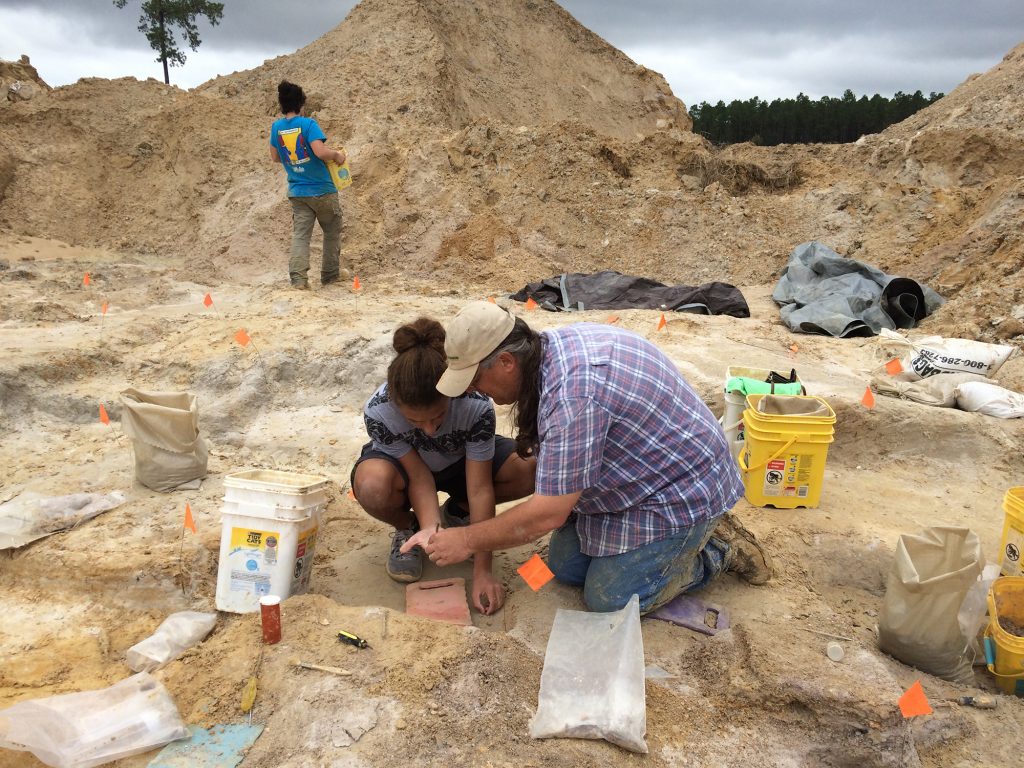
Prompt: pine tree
<box><xmin>113</xmin><ymin>0</ymin><xmax>225</xmax><ymax>85</ymax></box>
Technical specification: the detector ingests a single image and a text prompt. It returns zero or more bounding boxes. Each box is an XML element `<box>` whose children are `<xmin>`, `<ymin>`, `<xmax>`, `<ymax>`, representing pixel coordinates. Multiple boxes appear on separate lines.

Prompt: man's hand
<box><xmin>399</xmin><ymin>526</ymin><xmax>473</xmax><ymax>566</ymax></box>
<box><xmin>334</xmin><ymin>148</ymin><xmax>347</xmax><ymax>165</ymax></box>
<box><xmin>471</xmin><ymin>571</ymin><xmax>505</xmax><ymax>615</ymax></box>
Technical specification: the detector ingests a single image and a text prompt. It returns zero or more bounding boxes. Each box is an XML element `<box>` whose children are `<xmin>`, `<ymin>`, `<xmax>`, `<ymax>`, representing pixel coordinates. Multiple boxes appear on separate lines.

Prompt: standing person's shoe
<box><xmin>439</xmin><ymin>498</ymin><xmax>469</xmax><ymax>528</ymax></box>
<box><xmin>291</xmin><ymin>280</ymin><xmax>310</xmax><ymax>291</ymax></box>
<box><xmin>386</xmin><ymin>528</ymin><xmax>423</xmax><ymax>583</ymax></box>
<box><xmin>714</xmin><ymin>512</ymin><xmax>773</xmax><ymax>585</ymax></box>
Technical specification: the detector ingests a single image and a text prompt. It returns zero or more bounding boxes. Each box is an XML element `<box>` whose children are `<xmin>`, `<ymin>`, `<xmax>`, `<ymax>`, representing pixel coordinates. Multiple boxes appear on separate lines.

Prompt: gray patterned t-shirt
<box><xmin>362</xmin><ymin>383</ymin><xmax>496</xmax><ymax>472</ymax></box>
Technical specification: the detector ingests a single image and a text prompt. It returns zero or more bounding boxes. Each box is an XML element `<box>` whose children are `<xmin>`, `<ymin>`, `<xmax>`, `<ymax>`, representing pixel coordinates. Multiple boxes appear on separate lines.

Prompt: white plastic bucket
<box><xmin>222</xmin><ymin>469</ymin><xmax>328</xmax><ymax>521</ymax></box>
<box><xmin>215</xmin><ymin>470</ymin><xmax>328</xmax><ymax>613</ymax></box>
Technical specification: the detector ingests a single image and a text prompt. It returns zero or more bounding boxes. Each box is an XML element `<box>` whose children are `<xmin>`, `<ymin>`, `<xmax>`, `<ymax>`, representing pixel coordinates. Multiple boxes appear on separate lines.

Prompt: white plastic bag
<box><xmin>0</xmin><ymin>491</ymin><xmax>126</xmax><ymax>550</ymax></box>
<box><xmin>126</xmin><ymin>611</ymin><xmax>218</xmax><ymax>672</ymax></box>
<box><xmin>530</xmin><ymin>594</ymin><xmax>647</xmax><ymax>753</ymax></box>
<box><xmin>879</xmin><ymin>328</ymin><xmax>1014</xmax><ymax>380</ymax></box>
<box><xmin>877</xmin><ymin>527</ymin><xmax>984</xmax><ymax>684</ymax></box>
<box><xmin>955</xmin><ymin>381</ymin><xmax>1024</xmax><ymax>418</ymax></box>
<box><xmin>0</xmin><ymin>672</ymin><xmax>188</xmax><ymax>768</ymax></box>
<box><xmin>958</xmin><ymin>564</ymin><xmax>1001</xmax><ymax>661</ymax></box>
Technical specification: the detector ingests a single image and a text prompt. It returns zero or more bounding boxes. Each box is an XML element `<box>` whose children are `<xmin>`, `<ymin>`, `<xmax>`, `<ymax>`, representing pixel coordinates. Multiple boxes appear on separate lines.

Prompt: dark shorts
<box><xmin>350</xmin><ymin>436</ymin><xmax>518</xmax><ymax>505</ymax></box>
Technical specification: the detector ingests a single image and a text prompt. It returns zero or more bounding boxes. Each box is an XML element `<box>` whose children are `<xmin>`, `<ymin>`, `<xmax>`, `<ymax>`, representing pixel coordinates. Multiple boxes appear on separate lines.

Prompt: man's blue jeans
<box><xmin>547</xmin><ymin>516</ymin><xmax>729</xmax><ymax>613</ymax></box>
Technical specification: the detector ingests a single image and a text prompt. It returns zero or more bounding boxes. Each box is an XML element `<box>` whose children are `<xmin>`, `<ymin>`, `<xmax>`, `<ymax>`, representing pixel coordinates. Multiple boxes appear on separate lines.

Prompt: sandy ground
<box><xmin>1</xmin><ymin>234</ymin><xmax>1023</xmax><ymax>767</ymax></box>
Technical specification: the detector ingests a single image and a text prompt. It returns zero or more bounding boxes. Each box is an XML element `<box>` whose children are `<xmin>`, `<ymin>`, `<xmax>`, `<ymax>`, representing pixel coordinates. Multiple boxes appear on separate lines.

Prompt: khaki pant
<box><xmin>289</xmin><ymin>193</ymin><xmax>342</xmax><ymax>285</ymax></box>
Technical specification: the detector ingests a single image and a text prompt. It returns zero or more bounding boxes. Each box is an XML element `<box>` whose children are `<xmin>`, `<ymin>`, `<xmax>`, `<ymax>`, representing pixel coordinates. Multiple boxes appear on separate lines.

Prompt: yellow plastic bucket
<box><xmin>999</xmin><ymin>488</ymin><xmax>1024</xmax><ymax>577</ymax></box>
<box><xmin>720</xmin><ymin>366</ymin><xmax>806</xmax><ymax>461</ymax></box>
<box><xmin>737</xmin><ymin>394</ymin><xmax>835</xmax><ymax>509</ymax></box>
<box><xmin>984</xmin><ymin>577</ymin><xmax>1024</xmax><ymax>696</ymax></box>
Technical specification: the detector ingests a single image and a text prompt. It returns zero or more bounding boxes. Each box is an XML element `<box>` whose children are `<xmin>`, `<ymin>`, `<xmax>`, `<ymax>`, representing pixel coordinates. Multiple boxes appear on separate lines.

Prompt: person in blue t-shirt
<box><xmin>269</xmin><ymin>80</ymin><xmax>348</xmax><ymax>290</ymax></box>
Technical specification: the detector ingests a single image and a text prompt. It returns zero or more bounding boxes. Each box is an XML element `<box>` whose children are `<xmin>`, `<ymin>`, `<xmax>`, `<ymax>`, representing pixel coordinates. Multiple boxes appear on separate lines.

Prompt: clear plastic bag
<box><xmin>0</xmin><ymin>672</ymin><xmax>188</xmax><ymax>768</ymax></box>
<box><xmin>530</xmin><ymin>594</ymin><xmax>647</xmax><ymax>753</ymax></box>
<box><xmin>958</xmin><ymin>564</ymin><xmax>1001</xmax><ymax>661</ymax></box>
<box><xmin>0</xmin><ymin>491</ymin><xmax>126</xmax><ymax>549</ymax></box>
<box><xmin>126</xmin><ymin>611</ymin><xmax>218</xmax><ymax>672</ymax></box>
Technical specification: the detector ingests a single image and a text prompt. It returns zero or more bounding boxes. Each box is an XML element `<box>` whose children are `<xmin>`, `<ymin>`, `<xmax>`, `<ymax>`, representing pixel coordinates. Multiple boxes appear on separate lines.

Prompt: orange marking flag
<box><xmin>885</xmin><ymin>358</ymin><xmax>904</xmax><ymax>375</ymax></box>
<box><xmin>607</xmin><ymin>315</ymin><xmax>619</xmax><ymax>325</ymax></box>
<box><xmin>203</xmin><ymin>293</ymin><xmax>214</xmax><ymax>308</ymax></box>
<box><xmin>517</xmin><ymin>553</ymin><xmax>555</xmax><ymax>592</ymax></box>
<box><xmin>183</xmin><ymin>503</ymin><xmax>197</xmax><ymax>534</ymax></box>
<box><xmin>656</xmin><ymin>313</ymin><xmax>667</xmax><ymax>331</ymax></box>
<box><xmin>347</xmin><ymin>488</ymin><xmax>356</xmax><ymax>500</ymax></box>
<box><xmin>99</xmin><ymin>403</ymin><xmax>110</xmax><ymax>425</ymax></box>
<box><xmin>83</xmin><ymin>272</ymin><xmax>91</xmax><ymax>287</ymax></box>
<box><xmin>486</xmin><ymin>296</ymin><xmax>496</xmax><ymax>304</ymax></box>
<box><xmin>898</xmin><ymin>681</ymin><xmax>932</xmax><ymax>718</ymax></box>
<box><xmin>352</xmin><ymin>276</ymin><xmax>362</xmax><ymax>291</ymax></box>
<box><xmin>234</xmin><ymin>329</ymin><xmax>251</xmax><ymax>347</ymax></box>
<box><xmin>861</xmin><ymin>386</ymin><xmax>876</xmax><ymax>409</ymax></box>
<box><xmin>789</xmin><ymin>343</ymin><xmax>799</xmax><ymax>357</ymax></box>
<box><xmin>524</xmin><ymin>297</ymin><xmax>539</xmax><ymax>311</ymax></box>
<box><xmin>101</xmin><ymin>302</ymin><xmax>109</xmax><ymax>315</ymax></box>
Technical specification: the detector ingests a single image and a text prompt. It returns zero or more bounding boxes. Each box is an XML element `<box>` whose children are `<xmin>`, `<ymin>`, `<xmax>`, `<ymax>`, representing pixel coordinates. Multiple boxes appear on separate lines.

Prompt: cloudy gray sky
<box><xmin>1</xmin><ymin>0</ymin><xmax>1021</xmax><ymax>107</ymax></box>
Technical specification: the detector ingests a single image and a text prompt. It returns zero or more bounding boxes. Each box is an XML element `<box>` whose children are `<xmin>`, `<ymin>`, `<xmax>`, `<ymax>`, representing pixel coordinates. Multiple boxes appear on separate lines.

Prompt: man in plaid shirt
<box><xmin>405</xmin><ymin>301</ymin><xmax>772</xmax><ymax>613</ymax></box>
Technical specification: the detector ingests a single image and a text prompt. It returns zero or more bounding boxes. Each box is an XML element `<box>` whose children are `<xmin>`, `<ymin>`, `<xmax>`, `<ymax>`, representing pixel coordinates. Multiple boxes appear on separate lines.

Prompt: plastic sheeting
<box><xmin>772</xmin><ymin>241</ymin><xmax>944</xmax><ymax>337</ymax></box>
<box><xmin>511</xmin><ymin>270</ymin><xmax>749</xmax><ymax>317</ymax></box>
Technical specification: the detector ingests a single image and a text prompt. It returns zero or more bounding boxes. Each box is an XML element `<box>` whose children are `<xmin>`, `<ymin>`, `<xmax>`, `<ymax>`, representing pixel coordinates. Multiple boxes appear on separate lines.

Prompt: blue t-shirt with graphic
<box><xmin>269</xmin><ymin>116</ymin><xmax>337</xmax><ymax>198</ymax></box>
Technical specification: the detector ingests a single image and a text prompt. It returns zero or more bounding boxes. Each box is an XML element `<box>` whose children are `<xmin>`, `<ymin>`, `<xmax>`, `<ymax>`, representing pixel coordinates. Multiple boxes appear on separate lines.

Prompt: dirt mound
<box><xmin>198</xmin><ymin>0</ymin><xmax>689</xmax><ymax>141</ymax></box>
<box><xmin>0</xmin><ymin>54</ymin><xmax>50</xmax><ymax>101</ymax></box>
<box><xmin>0</xmin><ymin>2</ymin><xmax>1020</xmax><ymax>344</ymax></box>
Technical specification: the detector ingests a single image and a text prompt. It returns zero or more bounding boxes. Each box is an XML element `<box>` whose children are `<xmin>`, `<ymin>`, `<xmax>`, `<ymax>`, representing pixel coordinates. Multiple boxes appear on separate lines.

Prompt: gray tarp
<box><xmin>772</xmin><ymin>241</ymin><xmax>944</xmax><ymax>337</ymax></box>
<box><xmin>511</xmin><ymin>271</ymin><xmax>749</xmax><ymax>317</ymax></box>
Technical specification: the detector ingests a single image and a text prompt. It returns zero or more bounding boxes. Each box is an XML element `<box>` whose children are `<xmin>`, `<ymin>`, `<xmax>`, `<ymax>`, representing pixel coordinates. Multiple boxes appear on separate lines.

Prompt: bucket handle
<box><xmin>738</xmin><ymin>436</ymin><xmax>797</xmax><ymax>473</ymax></box>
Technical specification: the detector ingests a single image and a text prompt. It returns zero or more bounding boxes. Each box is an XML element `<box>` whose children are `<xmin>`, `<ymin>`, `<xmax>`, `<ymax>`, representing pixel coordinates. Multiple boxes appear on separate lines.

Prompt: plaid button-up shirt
<box><xmin>536</xmin><ymin>324</ymin><xmax>743</xmax><ymax>556</ymax></box>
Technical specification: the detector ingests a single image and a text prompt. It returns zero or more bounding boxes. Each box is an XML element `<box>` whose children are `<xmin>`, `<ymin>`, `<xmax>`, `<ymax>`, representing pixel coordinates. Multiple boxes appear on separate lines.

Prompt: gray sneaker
<box><xmin>386</xmin><ymin>528</ymin><xmax>423</xmax><ymax>583</ymax></box>
<box><xmin>439</xmin><ymin>498</ymin><xmax>469</xmax><ymax>529</ymax></box>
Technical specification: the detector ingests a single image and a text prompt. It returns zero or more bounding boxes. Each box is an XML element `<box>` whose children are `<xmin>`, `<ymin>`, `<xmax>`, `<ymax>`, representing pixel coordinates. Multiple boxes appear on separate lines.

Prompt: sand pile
<box><xmin>0</xmin><ymin>1</ymin><xmax>1021</xmax><ymax>343</ymax></box>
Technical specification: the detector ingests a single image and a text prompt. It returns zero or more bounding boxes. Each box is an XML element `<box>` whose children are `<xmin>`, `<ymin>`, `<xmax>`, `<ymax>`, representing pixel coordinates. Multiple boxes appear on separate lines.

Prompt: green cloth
<box><xmin>725</xmin><ymin>377</ymin><xmax>804</xmax><ymax>396</ymax></box>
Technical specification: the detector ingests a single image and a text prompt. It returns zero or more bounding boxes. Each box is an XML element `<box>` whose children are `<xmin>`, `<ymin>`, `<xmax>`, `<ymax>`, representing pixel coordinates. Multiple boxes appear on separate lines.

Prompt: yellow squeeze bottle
<box><xmin>327</xmin><ymin>150</ymin><xmax>352</xmax><ymax>190</ymax></box>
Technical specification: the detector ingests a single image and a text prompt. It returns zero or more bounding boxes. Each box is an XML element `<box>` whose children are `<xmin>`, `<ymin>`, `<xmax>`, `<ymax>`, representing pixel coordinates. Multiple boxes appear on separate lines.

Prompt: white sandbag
<box><xmin>878</xmin><ymin>328</ymin><xmax>1014</xmax><ymax>380</ymax></box>
<box><xmin>530</xmin><ymin>594</ymin><xmax>647</xmax><ymax>753</ymax></box>
<box><xmin>0</xmin><ymin>672</ymin><xmax>188</xmax><ymax>768</ymax></box>
<box><xmin>955</xmin><ymin>381</ymin><xmax>1024</xmax><ymax>418</ymax></box>
<box><xmin>120</xmin><ymin>388</ymin><xmax>208</xmax><ymax>492</ymax></box>
<box><xmin>126</xmin><ymin>611</ymin><xmax>218</xmax><ymax>672</ymax></box>
<box><xmin>0</xmin><ymin>491</ymin><xmax>126</xmax><ymax>550</ymax></box>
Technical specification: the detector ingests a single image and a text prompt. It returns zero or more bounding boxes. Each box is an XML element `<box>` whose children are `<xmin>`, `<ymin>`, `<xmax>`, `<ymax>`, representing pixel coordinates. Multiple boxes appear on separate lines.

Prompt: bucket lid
<box><xmin>224</xmin><ymin>469</ymin><xmax>329</xmax><ymax>493</ymax></box>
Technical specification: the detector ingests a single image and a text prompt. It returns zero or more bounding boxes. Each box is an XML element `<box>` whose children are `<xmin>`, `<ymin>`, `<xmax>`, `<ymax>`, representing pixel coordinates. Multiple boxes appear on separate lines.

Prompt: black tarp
<box><xmin>510</xmin><ymin>271</ymin><xmax>750</xmax><ymax>317</ymax></box>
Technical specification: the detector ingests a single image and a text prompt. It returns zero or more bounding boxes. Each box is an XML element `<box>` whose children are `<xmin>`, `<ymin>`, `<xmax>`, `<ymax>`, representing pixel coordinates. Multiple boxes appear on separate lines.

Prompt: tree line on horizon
<box><xmin>688</xmin><ymin>89</ymin><xmax>944</xmax><ymax>146</ymax></box>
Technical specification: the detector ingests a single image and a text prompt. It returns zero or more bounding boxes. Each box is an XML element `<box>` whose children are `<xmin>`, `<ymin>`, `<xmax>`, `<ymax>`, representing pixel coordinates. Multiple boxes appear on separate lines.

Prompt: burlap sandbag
<box><xmin>120</xmin><ymin>388</ymin><xmax>208</xmax><ymax>492</ymax></box>
<box><xmin>877</xmin><ymin>527</ymin><xmax>984</xmax><ymax>683</ymax></box>
<box><xmin>871</xmin><ymin>371</ymin><xmax>989</xmax><ymax>408</ymax></box>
